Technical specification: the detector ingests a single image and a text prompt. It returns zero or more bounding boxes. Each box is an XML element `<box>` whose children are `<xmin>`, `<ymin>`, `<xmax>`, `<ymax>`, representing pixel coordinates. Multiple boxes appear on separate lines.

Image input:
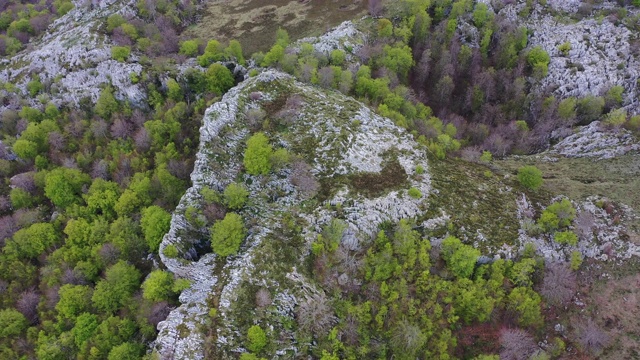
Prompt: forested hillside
<box><xmin>0</xmin><ymin>0</ymin><xmax>639</xmax><ymax>359</ymax></box>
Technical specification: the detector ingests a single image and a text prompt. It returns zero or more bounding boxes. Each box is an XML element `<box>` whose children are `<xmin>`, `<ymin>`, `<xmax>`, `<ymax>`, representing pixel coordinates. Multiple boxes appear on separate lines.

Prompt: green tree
<box><xmin>246</xmin><ymin>325</ymin><xmax>267</xmax><ymax>353</ymax></box>
<box><xmin>441</xmin><ymin>236</ymin><xmax>480</xmax><ymax>278</ymax></box>
<box><xmin>518</xmin><ymin>165</ymin><xmax>543</xmax><ymax>191</ymax></box>
<box><xmin>72</xmin><ymin>313</ymin><xmax>99</xmax><ymax>348</ymax></box>
<box><xmin>44</xmin><ymin>167</ymin><xmax>91</xmax><ymax>208</ymax></box>
<box><xmin>107</xmin><ymin>342</ymin><xmax>143</xmax><ymax>360</ymax></box>
<box><xmin>141</xmin><ymin>270</ymin><xmax>175</xmax><ymax>302</ymax></box>
<box><xmin>275</xmin><ymin>27</ymin><xmax>289</xmax><ymax>47</ymax></box>
<box><xmin>56</xmin><ymin>284</ymin><xmax>93</xmax><ymax>320</ymax></box>
<box><xmin>179</xmin><ymin>40</ymin><xmax>199</xmax><ymax>57</ymax></box>
<box><xmin>84</xmin><ymin>179</ymin><xmax>121</xmax><ymax>220</ymax></box>
<box><xmin>243</xmin><ymin>132</ymin><xmax>273</xmax><ymax>175</ymax></box>
<box><xmin>557</xmin><ymin>97</ymin><xmax>577</xmax><ymax>122</ymax></box>
<box><xmin>225</xmin><ymin>39</ymin><xmax>245</xmax><ymax>65</ymax></box>
<box><xmin>0</xmin><ymin>309</ymin><xmax>28</xmax><ymax>338</ymax></box>
<box><xmin>166</xmin><ymin>78</ymin><xmax>183</xmax><ymax>102</ymax></box>
<box><xmin>330</xmin><ymin>49</ymin><xmax>346</xmax><ymax>66</ymax></box>
<box><xmin>95</xmin><ymin>86</ymin><xmax>119</xmax><ymax>119</ymax></box>
<box><xmin>554</xmin><ymin>231</ymin><xmax>578</xmax><ymax>246</ymax></box>
<box><xmin>224</xmin><ymin>183</ymin><xmax>249</xmax><ymax>209</ymax></box>
<box><xmin>261</xmin><ymin>44</ymin><xmax>285</xmax><ymax>67</ymax></box>
<box><xmin>507</xmin><ymin>287</ymin><xmax>542</xmax><ymax>327</ymax></box>
<box><xmin>10</xmin><ymin>188</ymin><xmax>34</xmax><ymax>209</ymax></box>
<box><xmin>12</xmin><ymin>139</ymin><xmax>39</xmax><ymax>159</ymax></box>
<box><xmin>382</xmin><ymin>45</ymin><xmax>414</xmax><ymax>80</ymax></box>
<box><xmin>111</xmin><ymin>46</ymin><xmax>131</xmax><ymax>62</ymax></box>
<box><xmin>577</xmin><ymin>95</ymin><xmax>605</xmax><ymax>124</ymax></box>
<box><xmin>92</xmin><ymin>261</ymin><xmax>141</xmax><ymax>314</ymax></box>
<box><xmin>8</xmin><ymin>222</ymin><xmax>58</xmax><ymax>259</ymax></box>
<box><xmin>206</xmin><ymin>63</ymin><xmax>235</xmax><ymax>95</ymax></box>
<box><xmin>210</xmin><ymin>213</ymin><xmax>247</xmax><ymax>257</ymax></box>
<box><xmin>140</xmin><ymin>205</ymin><xmax>172</xmax><ymax>252</ymax></box>
<box><xmin>526</xmin><ymin>46</ymin><xmax>550</xmax><ymax>77</ymax></box>
<box><xmin>106</xmin><ymin>14</ymin><xmax>125</xmax><ymax>32</ymax></box>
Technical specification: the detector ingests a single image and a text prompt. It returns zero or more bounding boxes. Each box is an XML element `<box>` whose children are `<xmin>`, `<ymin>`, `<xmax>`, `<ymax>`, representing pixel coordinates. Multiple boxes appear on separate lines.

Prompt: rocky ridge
<box><xmin>0</xmin><ymin>0</ymin><xmax>144</xmax><ymax>107</ymax></box>
<box><xmin>154</xmin><ymin>70</ymin><xmax>431</xmax><ymax>359</ymax></box>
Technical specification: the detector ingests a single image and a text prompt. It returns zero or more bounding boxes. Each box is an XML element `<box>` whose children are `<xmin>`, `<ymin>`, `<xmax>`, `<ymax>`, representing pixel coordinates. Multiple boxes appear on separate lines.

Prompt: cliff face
<box><xmin>154</xmin><ymin>70</ymin><xmax>432</xmax><ymax>359</ymax></box>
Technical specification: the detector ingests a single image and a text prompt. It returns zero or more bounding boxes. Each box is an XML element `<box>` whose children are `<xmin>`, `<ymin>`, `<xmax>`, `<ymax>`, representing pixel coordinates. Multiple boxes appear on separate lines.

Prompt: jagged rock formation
<box><xmin>154</xmin><ymin>70</ymin><xmax>431</xmax><ymax>359</ymax></box>
<box><xmin>549</xmin><ymin>121</ymin><xmax>640</xmax><ymax>159</ymax></box>
<box><xmin>0</xmin><ymin>0</ymin><xmax>144</xmax><ymax>107</ymax></box>
<box><xmin>491</xmin><ymin>1</ymin><xmax>640</xmax><ymax>113</ymax></box>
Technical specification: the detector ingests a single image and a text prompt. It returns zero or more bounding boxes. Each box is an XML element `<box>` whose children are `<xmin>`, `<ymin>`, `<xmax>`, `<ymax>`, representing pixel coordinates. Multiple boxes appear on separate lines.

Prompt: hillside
<box><xmin>0</xmin><ymin>0</ymin><xmax>639</xmax><ymax>359</ymax></box>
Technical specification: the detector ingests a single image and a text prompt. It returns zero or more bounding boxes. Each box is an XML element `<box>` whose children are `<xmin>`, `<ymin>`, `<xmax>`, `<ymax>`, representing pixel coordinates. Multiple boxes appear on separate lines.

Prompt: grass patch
<box><xmin>182</xmin><ymin>0</ymin><xmax>367</xmax><ymax>54</ymax></box>
<box><xmin>497</xmin><ymin>154</ymin><xmax>640</xmax><ymax>231</ymax></box>
<box><xmin>349</xmin><ymin>156</ymin><xmax>408</xmax><ymax>197</ymax></box>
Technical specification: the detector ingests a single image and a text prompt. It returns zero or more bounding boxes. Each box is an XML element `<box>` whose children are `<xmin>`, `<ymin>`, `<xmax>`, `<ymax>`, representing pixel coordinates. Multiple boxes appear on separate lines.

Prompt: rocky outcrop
<box><xmin>154</xmin><ymin>70</ymin><xmax>432</xmax><ymax>359</ymax></box>
<box><xmin>549</xmin><ymin>121</ymin><xmax>640</xmax><ymax>159</ymax></box>
<box><xmin>0</xmin><ymin>0</ymin><xmax>145</xmax><ymax>107</ymax></box>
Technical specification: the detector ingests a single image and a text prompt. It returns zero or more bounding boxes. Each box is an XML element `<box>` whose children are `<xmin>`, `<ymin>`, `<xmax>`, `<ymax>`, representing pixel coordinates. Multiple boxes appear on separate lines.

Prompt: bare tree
<box><xmin>290</xmin><ymin>161</ymin><xmax>319</xmax><ymax>197</ymax></box>
<box><xmin>111</xmin><ymin>118</ymin><xmax>133</xmax><ymax>139</ymax></box>
<box><xmin>318</xmin><ymin>66</ymin><xmax>334</xmax><ymax>89</ymax></box>
<box><xmin>148</xmin><ymin>301</ymin><xmax>172</xmax><ymax>326</ymax></box>
<box><xmin>16</xmin><ymin>289</ymin><xmax>40</xmax><ymax>324</ymax></box>
<box><xmin>297</xmin><ymin>292</ymin><xmax>335</xmax><ymax>335</ymax></box>
<box><xmin>391</xmin><ymin>320</ymin><xmax>427</xmax><ymax>355</ymax></box>
<box><xmin>90</xmin><ymin>118</ymin><xmax>109</xmax><ymax>139</ymax></box>
<box><xmin>10</xmin><ymin>172</ymin><xmax>36</xmax><ymax>193</ymax></box>
<box><xmin>0</xmin><ymin>215</ymin><xmax>17</xmax><ymax>245</ymax></box>
<box><xmin>499</xmin><ymin>328</ymin><xmax>538</xmax><ymax>360</ymax></box>
<box><xmin>368</xmin><ymin>0</ymin><xmax>383</xmax><ymax>17</ymax></box>
<box><xmin>575</xmin><ymin>211</ymin><xmax>596</xmax><ymax>242</ymax></box>
<box><xmin>540</xmin><ymin>262</ymin><xmax>577</xmax><ymax>307</ymax></box>
<box><xmin>255</xmin><ymin>288</ymin><xmax>271</xmax><ymax>308</ymax></box>
<box><xmin>134</xmin><ymin>128</ymin><xmax>151</xmax><ymax>152</ymax></box>
<box><xmin>574</xmin><ymin>318</ymin><xmax>611</xmax><ymax>356</ymax></box>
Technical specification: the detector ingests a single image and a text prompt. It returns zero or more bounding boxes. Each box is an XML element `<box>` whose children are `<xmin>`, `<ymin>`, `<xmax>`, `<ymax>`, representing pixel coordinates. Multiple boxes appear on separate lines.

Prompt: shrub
<box><xmin>408</xmin><ymin>187</ymin><xmax>422</xmax><ymax>199</ymax></box>
<box><xmin>557</xmin><ymin>42</ymin><xmax>571</xmax><ymax>56</ymax></box>
<box><xmin>518</xmin><ymin>165</ymin><xmax>543</xmax><ymax>190</ymax></box>
<box><xmin>223</xmin><ymin>183</ymin><xmax>249</xmax><ymax>210</ymax></box>
<box><xmin>577</xmin><ymin>95</ymin><xmax>604</xmax><ymax>124</ymax></box>
<box><xmin>179</xmin><ymin>40</ymin><xmax>199</xmax><ymax>57</ymax></box>
<box><xmin>163</xmin><ymin>244</ymin><xmax>178</xmax><ymax>258</ymax></box>
<box><xmin>210</xmin><ymin>213</ymin><xmax>246</xmax><ymax>257</ymax></box>
<box><xmin>246</xmin><ymin>325</ymin><xmax>267</xmax><ymax>353</ymax></box>
<box><xmin>480</xmin><ymin>150</ymin><xmax>492</xmax><ymax>162</ymax></box>
<box><xmin>243</xmin><ymin>132</ymin><xmax>273</xmax><ymax>175</ymax></box>
<box><xmin>415</xmin><ymin>165</ymin><xmax>425</xmax><ymax>174</ymax></box>
<box><xmin>554</xmin><ymin>231</ymin><xmax>578</xmax><ymax>246</ymax></box>
<box><xmin>111</xmin><ymin>46</ymin><xmax>131</xmax><ymax>62</ymax></box>
<box><xmin>570</xmin><ymin>250</ymin><xmax>583</xmax><ymax>270</ymax></box>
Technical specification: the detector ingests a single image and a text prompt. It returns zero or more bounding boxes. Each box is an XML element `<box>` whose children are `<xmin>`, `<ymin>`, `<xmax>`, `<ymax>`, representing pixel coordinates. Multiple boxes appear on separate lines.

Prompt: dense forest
<box><xmin>0</xmin><ymin>0</ymin><xmax>638</xmax><ymax>359</ymax></box>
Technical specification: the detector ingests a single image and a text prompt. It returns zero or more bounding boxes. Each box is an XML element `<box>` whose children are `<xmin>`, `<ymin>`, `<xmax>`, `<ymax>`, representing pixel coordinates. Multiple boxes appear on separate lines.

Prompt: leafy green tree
<box><xmin>225</xmin><ymin>40</ymin><xmax>245</xmax><ymax>65</ymax></box>
<box><xmin>517</xmin><ymin>165</ymin><xmax>543</xmax><ymax>191</ymax></box>
<box><xmin>0</xmin><ymin>309</ymin><xmax>28</xmax><ymax>338</ymax></box>
<box><xmin>8</xmin><ymin>222</ymin><xmax>58</xmax><ymax>259</ymax></box>
<box><xmin>141</xmin><ymin>270</ymin><xmax>175</xmax><ymax>302</ymax></box>
<box><xmin>508</xmin><ymin>258</ymin><xmax>537</xmax><ymax>287</ymax></box>
<box><xmin>56</xmin><ymin>284</ymin><xmax>93</xmax><ymax>320</ymax></box>
<box><xmin>540</xmin><ymin>199</ymin><xmax>575</xmax><ymax>231</ymax></box>
<box><xmin>111</xmin><ymin>46</ymin><xmax>131</xmax><ymax>62</ymax></box>
<box><xmin>570</xmin><ymin>250</ymin><xmax>583</xmax><ymax>270</ymax></box>
<box><xmin>166</xmin><ymin>78</ymin><xmax>183</xmax><ymax>102</ymax></box>
<box><xmin>275</xmin><ymin>27</ymin><xmax>289</xmax><ymax>47</ymax></box>
<box><xmin>84</xmin><ymin>179</ymin><xmax>121</xmax><ymax>220</ymax></box>
<box><xmin>605</xmin><ymin>85</ymin><xmax>624</xmax><ymax>108</ymax></box>
<box><xmin>95</xmin><ymin>86</ymin><xmax>119</xmax><ymax>119</ymax></box>
<box><xmin>441</xmin><ymin>236</ymin><xmax>480</xmax><ymax>278</ymax></box>
<box><xmin>246</xmin><ymin>325</ymin><xmax>267</xmax><ymax>353</ymax></box>
<box><xmin>206</xmin><ymin>63</ymin><xmax>235</xmax><ymax>95</ymax></box>
<box><xmin>526</xmin><ymin>46</ymin><xmax>550</xmax><ymax>77</ymax></box>
<box><xmin>330</xmin><ymin>49</ymin><xmax>346</xmax><ymax>66</ymax></box>
<box><xmin>454</xmin><ymin>278</ymin><xmax>495</xmax><ymax>323</ymax></box>
<box><xmin>10</xmin><ymin>188</ymin><xmax>34</xmax><ymax>209</ymax></box>
<box><xmin>88</xmin><ymin>316</ymin><xmax>137</xmax><ymax>358</ymax></box>
<box><xmin>507</xmin><ymin>287</ymin><xmax>542</xmax><ymax>327</ymax></box>
<box><xmin>224</xmin><ymin>183</ymin><xmax>249</xmax><ymax>209</ymax></box>
<box><xmin>243</xmin><ymin>132</ymin><xmax>273</xmax><ymax>175</ymax></box>
<box><xmin>577</xmin><ymin>95</ymin><xmax>605</xmax><ymax>124</ymax></box>
<box><xmin>114</xmin><ymin>174</ymin><xmax>152</xmax><ymax>216</ymax></box>
<box><xmin>27</xmin><ymin>76</ymin><xmax>44</xmax><ymax>97</ymax></box>
<box><xmin>557</xmin><ymin>97</ymin><xmax>577</xmax><ymax>122</ymax></box>
<box><xmin>261</xmin><ymin>44</ymin><xmax>285</xmax><ymax>67</ymax></box>
<box><xmin>179</xmin><ymin>40</ymin><xmax>199</xmax><ymax>57</ymax></box>
<box><xmin>92</xmin><ymin>260</ymin><xmax>141</xmax><ymax>313</ymax></box>
<box><xmin>382</xmin><ymin>45</ymin><xmax>414</xmax><ymax>80</ymax></box>
<box><xmin>141</xmin><ymin>205</ymin><xmax>172</xmax><ymax>252</ymax></box>
<box><xmin>106</xmin><ymin>14</ymin><xmax>125</xmax><ymax>32</ymax></box>
<box><xmin>44</xmin><ymin>167</ymin><xmax>91</xmax><ymax>208</ymax></box>
<box><xmin>12</xmin><ymin>139</ymin><xmax>39</xmax><ymax>159</ymax></box>
<box><xmin>210</xmin><ymin>213</ymin><xmax>247</xmax><ymax>257</ymax></box>
<box><xmin>107</xmin><ymin>342</ymin><xmax>143</xmax><ymax>360</ymax></box>
<box><xmin>109</xmin><ymin>216</ymin><xmax>147</xmax><ymax>261</ymax></box>
<box><xmin>71</xmin><ymin>313</ymin><xmax>99</xmax><ymax>348</ymax></box>
<box><xmin>554</xmin><ymin>231</ymin><xmax>578</xmax><ymax>246</ymax></box>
